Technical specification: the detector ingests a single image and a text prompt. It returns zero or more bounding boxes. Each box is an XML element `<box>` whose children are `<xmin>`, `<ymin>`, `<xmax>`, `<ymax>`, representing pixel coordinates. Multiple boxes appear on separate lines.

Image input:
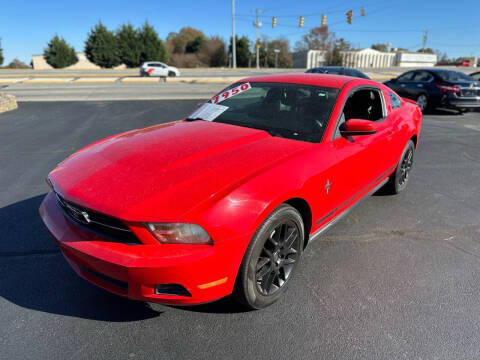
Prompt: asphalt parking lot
<box><xmin>1</xmin><ymin>101</ymin><xmax>479</xmax><ymax>359</ymax></box>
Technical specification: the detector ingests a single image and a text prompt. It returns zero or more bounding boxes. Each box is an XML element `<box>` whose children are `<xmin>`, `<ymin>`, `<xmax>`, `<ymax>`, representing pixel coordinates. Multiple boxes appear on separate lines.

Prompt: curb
<box><xmin>0</xmin><ymin>93</ymin><xmax>18</xmax><ymax>113</ymax></box>
<box><xmin>120</xmin><ymin>77</ymin><xmax>160</xmax><ymax>83</ymax></box>
<box><xmin>23</xmin><ymin>78</ymin><xmax>74</xmax><ymax>84</ymax></box>
<box><xmin>0</xmin><ymin>78</ymin><xmax>28</xmax><ymax>84</ymax></box>
<box><xmin>73</xmin><ymin>77</ymin><xmax>120</xmax><ymax>83</ymax></box>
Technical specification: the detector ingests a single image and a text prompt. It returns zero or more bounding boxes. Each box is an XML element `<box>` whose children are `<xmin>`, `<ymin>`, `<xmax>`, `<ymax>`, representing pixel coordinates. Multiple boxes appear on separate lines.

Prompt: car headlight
<box><xmin>145</xmin><ymin>223</ymin><xmax>212</xmax><ymax>245</ymax></box>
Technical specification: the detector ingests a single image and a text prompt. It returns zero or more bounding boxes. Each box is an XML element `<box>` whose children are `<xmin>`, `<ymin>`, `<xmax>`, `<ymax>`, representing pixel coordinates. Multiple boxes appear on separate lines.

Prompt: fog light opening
<box><xmin>154</xmin><ymin>284</ymin><xmax>192</xmax><ymax>297</ymax></box>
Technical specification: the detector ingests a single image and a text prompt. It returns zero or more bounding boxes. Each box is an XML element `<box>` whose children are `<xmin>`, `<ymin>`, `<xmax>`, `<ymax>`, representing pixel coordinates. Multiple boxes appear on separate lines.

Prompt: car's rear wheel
<box><xmin>416</xmin><ymin>94</ymin><xmax>428</xmax><ymax>112</ymax></box>
<box><xmin>384</xmin><ymin>140</ymin><xmax>415</xmax><ymax>194</ymax></box>
<box><xmin>234</xmin><ymin>204</ymin><xmax>304</xmax><ymax>309</ymax></box>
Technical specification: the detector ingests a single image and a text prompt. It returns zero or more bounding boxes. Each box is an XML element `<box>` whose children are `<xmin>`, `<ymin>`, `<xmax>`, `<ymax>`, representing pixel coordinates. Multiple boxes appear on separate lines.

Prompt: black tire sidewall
<box><xmin>394</xmin><ymin>140</ymin><xmax>415</xmax><ymax>193</ymax></box>
<box><xmin>417</xmin><ymin>94</ymin><xmax>428</xmax><ymax>112</ymax></box>
<box><xmin>235</xmin><ymin>204</ymin><xmax>304</xmax><ymax>309</ymax></box>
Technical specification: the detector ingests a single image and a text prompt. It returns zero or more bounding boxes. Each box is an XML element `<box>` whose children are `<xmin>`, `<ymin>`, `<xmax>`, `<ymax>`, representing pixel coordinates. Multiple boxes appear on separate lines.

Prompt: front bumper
<box><xmin>39</xmin><ymin>191</ymin><xmax>247</xmax><ymax>305</ymax></box>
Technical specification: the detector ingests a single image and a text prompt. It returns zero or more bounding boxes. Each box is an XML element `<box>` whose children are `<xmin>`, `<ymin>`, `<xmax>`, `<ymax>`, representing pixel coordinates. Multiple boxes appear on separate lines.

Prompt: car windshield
<box><xmin>189</xmin><ymin>82</ymin><xmax>339</xmax><ymax>143</ymax></box>
<box><xmin>436</xmin><ymin>70</ymin><xmax>474</xmax><ymax>82</ymax></box>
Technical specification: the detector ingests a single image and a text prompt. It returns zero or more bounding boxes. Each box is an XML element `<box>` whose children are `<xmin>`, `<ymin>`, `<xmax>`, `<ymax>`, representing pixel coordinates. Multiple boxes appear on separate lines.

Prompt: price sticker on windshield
<box><xmin>211</xmin><ymin>82</ymin><xmax>251</xmax><ymax>104</ymax></box>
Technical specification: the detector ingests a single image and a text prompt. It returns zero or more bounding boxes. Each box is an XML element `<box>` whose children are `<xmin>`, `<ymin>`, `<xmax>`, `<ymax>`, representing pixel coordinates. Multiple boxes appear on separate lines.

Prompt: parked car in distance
<box><xmin>306</xmin><ymin>66</ymin><xmax>370</xmax><ymax>79</ymax></box>
<box><xmin>384</xmin><ymin>69</ymin><xmax>480</xmax><ymax>113</ymax></box>
<box><xmin>140</xmin><ymin>61</ymin><xmax>180</xmax><ymax>78</ymax></box>
<box><xmin>470</xmin><ymin>71</ymin><xmax>480</xmax><ymax>81</ymax></box>
<box><xmin>40</xmin><ymin>74</ymin><xmax>421</xmax><ymax>309</ymax></box>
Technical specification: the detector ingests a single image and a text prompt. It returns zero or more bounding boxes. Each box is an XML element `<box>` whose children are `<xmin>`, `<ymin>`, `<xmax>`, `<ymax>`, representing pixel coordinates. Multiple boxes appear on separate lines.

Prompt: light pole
<box><xmin>253</xmin><ymin>8</ymin><xmax>263</xmax><ymax>69</ymax></box>
<box><xmin>231</xmin><ymin>0</ymin><xmax>236</xmax><ymax>68</ymax></box>
<box><xmin>274</xmin><ymin>49</ymin><xmax>280</xmax><ymax>68</ymax></box>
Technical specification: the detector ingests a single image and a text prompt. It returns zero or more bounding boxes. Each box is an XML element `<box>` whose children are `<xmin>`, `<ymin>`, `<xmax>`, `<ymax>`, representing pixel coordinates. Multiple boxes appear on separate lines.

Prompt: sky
<box><xmin>0</xmin><ymin>0</ymin><xmax>479</xmax><ymax>65</ymax></box>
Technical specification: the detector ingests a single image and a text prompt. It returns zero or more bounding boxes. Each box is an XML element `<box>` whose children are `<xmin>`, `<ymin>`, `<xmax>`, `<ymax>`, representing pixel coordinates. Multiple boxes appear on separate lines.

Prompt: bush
<box><xmin>85</xmin><ymin>21</ymin><xmax>121</xmax><ymax>68</ymax></box>
<box><xmin>138</xmin><ymin>21</ymin><xmax>168</xmax><ymax>63</ymax></box>
<box><xmin>43</xmin><ymin>35</ymin><xmax>78</xmax><ymax>69</ymax></box>
<box><xmin>116</xmin><ymin>24</ymin><xmax>142</xmax><ymax>68</ymax></box>
<box><xmin>6</xmin><ymin>58</ymin><xmax>30</xmax><ymax>69</ymax></box>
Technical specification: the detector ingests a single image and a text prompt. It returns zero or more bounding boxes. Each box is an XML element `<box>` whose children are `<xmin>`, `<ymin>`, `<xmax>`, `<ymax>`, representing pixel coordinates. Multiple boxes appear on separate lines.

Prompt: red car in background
<box><xmin>39</xmin><ymin>74</ymin><xmax>422</xmax><ymax>309</ymax></box>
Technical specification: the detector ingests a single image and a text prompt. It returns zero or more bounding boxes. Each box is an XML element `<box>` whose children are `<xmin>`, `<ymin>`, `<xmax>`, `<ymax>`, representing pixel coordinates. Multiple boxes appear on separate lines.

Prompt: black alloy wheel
<box><xmin>384</xmin><ymin>139</ymin><xmax>416</xmax><ymax>194</ymax></box>
<box><xmin>398</xmin><ymin>146</ymin><xmax>414</xmax><ymax>187</ymax></box>
<box><xmin>234</xmin><ymin>204</ymin><xmax>304</xmax><ymax>309</ymax></box>
<box><xmin>255</xmin><ymin>222</ymin><xmax>300</xmax><ymax>296</ymax></box>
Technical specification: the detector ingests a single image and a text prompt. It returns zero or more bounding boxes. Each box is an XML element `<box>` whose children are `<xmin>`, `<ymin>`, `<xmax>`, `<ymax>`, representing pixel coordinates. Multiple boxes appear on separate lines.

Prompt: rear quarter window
<box><xmin>389</xmin><ymin>92</ymin><xmax>402</xmax><ymax>110</ymax></box>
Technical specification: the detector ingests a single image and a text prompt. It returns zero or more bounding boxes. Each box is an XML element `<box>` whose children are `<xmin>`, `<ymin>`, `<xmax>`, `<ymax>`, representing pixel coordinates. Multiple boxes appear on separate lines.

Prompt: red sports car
<box><xmin>39</xmin><ymin>74</ymin><xmax>422</xmax><ymax>309</ymax></box>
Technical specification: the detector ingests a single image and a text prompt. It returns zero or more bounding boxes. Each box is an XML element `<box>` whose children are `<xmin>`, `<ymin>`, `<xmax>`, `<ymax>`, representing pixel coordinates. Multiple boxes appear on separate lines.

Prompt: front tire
<box><xmin>384</xmin><ymin>140</ymin><xmax>415</xmax><ymax>194</ymax></box>
<box><xmin>168</xmin><ymin>71</ymin><xmax>176</xmax><ymax>77</ymax></box>
<box><xmin>234</xmin><ymin>204</ymin><xmax>304</xmax><ymax>309</ymax></box>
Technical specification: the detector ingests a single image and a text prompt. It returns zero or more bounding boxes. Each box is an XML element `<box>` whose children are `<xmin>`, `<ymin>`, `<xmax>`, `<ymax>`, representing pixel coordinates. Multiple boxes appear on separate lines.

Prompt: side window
<box><xmin>397</xmin><ymin>72</ymin><xmax>415</xmax><ymax>82</ymax></box>
<box><xmin>412</xmin><ymin>71</ymin><xmax>433</xmax><ymax>82</ymax></box>
<box><xmin>389</xmin><ymin>92</ymin><xmax>402</xmax><ymax>110</ymax></box>
<box><xmin>334</xmin><ymin>88</ymin><xmax>385</xmax><ymax>139</ymax></box>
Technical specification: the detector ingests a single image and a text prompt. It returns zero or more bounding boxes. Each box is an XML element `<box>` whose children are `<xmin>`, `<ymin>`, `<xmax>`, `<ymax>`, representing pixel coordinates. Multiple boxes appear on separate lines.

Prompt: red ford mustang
<box><xmin>39</xmin><ymin>74</ymin><xmax>422</xmax><ymax>309</ymax></box>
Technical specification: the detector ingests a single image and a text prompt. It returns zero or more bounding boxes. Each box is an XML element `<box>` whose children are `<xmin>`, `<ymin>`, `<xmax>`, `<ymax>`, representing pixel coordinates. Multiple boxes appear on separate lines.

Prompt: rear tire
<box><xmin>233</xmin><ymin>204</ymin><xmax>304</xmax><ymax>309</ymax></box>
<box><xmin>384</xmin><ymin>140</ymin><xmax>415</xmax><ymax>194</ymax></box>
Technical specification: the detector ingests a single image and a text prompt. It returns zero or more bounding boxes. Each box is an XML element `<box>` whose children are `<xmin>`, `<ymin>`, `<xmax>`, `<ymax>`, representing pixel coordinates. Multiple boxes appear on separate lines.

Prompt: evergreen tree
<box><xmin>138</xmin><ymin>21</ymin><xmax>168</xmax><ymax>63</ymax></box>
<box><xmin>116</xmin><ymin>24</ymin><xmax>142</xmax><ymax>68</ymax></box>
<box><xmin>185</xmin><ymin>36</ymin><xmax>206</xmax><ymax>53</ymax></box>
<box><xmin>85</xmin><ymin>21</ymin><xmax>121</xmax><ymax>68</ymax></box>
<box><xmin>0</xmin><ymin>38</ymin><xmax>4</xmax><ymax>66</ymax></box>
<box><xmin>229</xmin><ymin>36</ymin><xmax>250</xmax><ymax>67</ymax></box>
<box><xmin>43</xmin><ymin>35</ymin><xmax>78</xmax><ymax>68</ymax></box>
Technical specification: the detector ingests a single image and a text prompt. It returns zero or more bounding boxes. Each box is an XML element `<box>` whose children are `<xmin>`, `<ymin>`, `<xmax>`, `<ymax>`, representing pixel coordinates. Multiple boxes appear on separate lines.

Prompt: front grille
<box><xmin>55</xmin><ymin>193</ymin><xmax>142</xmax><ymax>245</ymax></box>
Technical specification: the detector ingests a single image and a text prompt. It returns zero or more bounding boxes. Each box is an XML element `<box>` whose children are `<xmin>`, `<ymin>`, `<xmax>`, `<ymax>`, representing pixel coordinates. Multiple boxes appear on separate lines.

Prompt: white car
<box><xmin>140</xmin><ymin>62</ymin><xmax>180</xmax><ymax>78</ymax></box>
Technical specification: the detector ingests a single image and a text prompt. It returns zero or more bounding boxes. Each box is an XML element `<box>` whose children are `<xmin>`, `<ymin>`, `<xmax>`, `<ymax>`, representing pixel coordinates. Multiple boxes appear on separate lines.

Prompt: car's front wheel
<box><xmin>234</xmin><ymin>204</ymin><xmax>304</xmax><ymax>309</ymax></box>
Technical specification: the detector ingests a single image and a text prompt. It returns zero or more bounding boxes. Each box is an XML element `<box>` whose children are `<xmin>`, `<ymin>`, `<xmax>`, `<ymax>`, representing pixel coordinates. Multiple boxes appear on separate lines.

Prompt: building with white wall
<box><xmin>293</xmin><ymin>48</ymin><xmax>437</xmax><ymax>69</ymax></box>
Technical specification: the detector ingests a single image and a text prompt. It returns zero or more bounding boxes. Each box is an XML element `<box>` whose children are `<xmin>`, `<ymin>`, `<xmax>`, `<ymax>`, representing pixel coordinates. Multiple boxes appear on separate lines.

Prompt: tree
<box><xmin>295</xmin><ymin>25</ymin><xmax>335</xmax><ymax>51</ymax></box>
<box><xmin>229</xmin><ymin>36</ymin><xmax>250</xmax><ymax>67</ymax></box>
<box><xmin>259</xmin><ymin>37</ymin><xmax>293</xmax><ymax>68</ymax></box>
<box><xmin>197</xmin><ymin>36</ymin><xmax>227</xmax><ymax>67</ymax></box>
<box><xmin>371</xmin><ymin>43</ymin><xmax>388</xmax><ymax>52</ymax></box>
<box><xmin>327</xmin><ymin>45</ymin><xmax>343</xmax><ymax>66</ymax></box>
<box><xmin>138</xmin><ymin>21</ymin><xmax>168</xmax><ymax>63</ymax></box>
<box><xmin>0</xmin><ymin>38</ymin><xmax>4</xmax><ymax>66</ymax></box>
<box><xmin>335</xmin><ymin>38</ymin><xmax>352</xmax><ymax>51</ymax></box>
<box><xmin>43</xmin><ymin>35</ymin><xmax>78</xmax><ymax>69</ymax></box>
<box><xmin>117</xmin><ymin>24</ymin><xmax>142</xmax><ymax>68</ymax></box>
<box><xmin>417</xmin><ymin>48</ymin><xmax>435</xmax><ymax>54</ymax></box>
<box><xmin>85</xmin><ymin>21</ymin><xmax>121</xmax><ymax>68</ymax></box>
<box><xmin>185</xmin><ymin>36</ymin><xmax>206</xmax><ymax>53</ymax></box>
<box><xmin>167</xmin><ymin>27</ymin><xmax>206</xmax><ymax>54</ymax></box>
<box><xmin>6</xmin><ymin>58</ymin><xmax>30</xmax><ymax>69</ymax></box>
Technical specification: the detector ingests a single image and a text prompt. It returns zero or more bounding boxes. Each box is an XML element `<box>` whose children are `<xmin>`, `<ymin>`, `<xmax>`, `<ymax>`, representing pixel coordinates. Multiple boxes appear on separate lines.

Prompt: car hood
<box><xmin>49</xmin><ymin>120</ymin><xmax>311</xmax><ymax>222</ymax></box>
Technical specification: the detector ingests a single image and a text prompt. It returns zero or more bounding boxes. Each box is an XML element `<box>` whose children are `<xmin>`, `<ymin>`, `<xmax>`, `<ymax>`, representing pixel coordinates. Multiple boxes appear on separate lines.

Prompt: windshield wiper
<box><xmin>185</xmin><ymin>117</ymin><xmax>205</xmax><ymax>121</ymax></box>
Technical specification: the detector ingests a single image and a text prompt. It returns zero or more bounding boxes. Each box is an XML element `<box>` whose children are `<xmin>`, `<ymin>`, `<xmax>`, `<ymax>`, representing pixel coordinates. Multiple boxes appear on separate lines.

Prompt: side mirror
<box><xmin>390</xmin><ymin>77</ymin><xmax>397</xmax><ymax>83</ymax></box>
<box><xmin>340</xmin><ymin>119</ymin><xmax>377</xmax><ymax>137</ymax></box>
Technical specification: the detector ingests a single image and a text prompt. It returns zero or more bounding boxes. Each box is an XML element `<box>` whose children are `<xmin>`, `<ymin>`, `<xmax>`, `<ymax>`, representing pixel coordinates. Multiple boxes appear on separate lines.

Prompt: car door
<box><xmin>407</xmin><ymin>70</ymin><xmax>434</xmax><ymax>99</ymax></box>
<box><xmin>327</xmin><ymin>87</ymin><xmax>395</xmax><ymax>213</ymax></box>
<box><xmin>151</xmin><ymin>63</ymin><xmax>168</xmax><ymax>77</ymax></box>
<box><xmin>392</xmin><ymin>71</ymin><xmax>416</xmax><ymax>98</ymax></box>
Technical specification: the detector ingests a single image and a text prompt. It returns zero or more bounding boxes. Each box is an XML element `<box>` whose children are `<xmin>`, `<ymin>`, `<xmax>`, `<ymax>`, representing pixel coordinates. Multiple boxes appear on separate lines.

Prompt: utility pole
<box><xmin>231</xmin><ymin>0</ymin><xmax>236</xmax><ymax>68</ymax></box>
<box><xmin>253</xmin><ymin>8</ymin><xmax>263</xmax><ymax>69</ymax></box>
<box><xmin>422</xmin><ymin>30</ymin><xmax>428</xmax><ymax>52</ymax></box>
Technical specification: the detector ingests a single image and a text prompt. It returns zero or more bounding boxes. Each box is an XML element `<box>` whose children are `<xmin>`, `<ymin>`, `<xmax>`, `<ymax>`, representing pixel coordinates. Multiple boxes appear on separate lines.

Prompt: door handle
<box><xmin>417</xmin><ymin>84</ymin><xmax>423</xmax><ymax>87</ymax></box>
<box><xmin>400</xmin><ymin>84</ymin><xmax>406</xmax><ymax>87</ymax></box>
